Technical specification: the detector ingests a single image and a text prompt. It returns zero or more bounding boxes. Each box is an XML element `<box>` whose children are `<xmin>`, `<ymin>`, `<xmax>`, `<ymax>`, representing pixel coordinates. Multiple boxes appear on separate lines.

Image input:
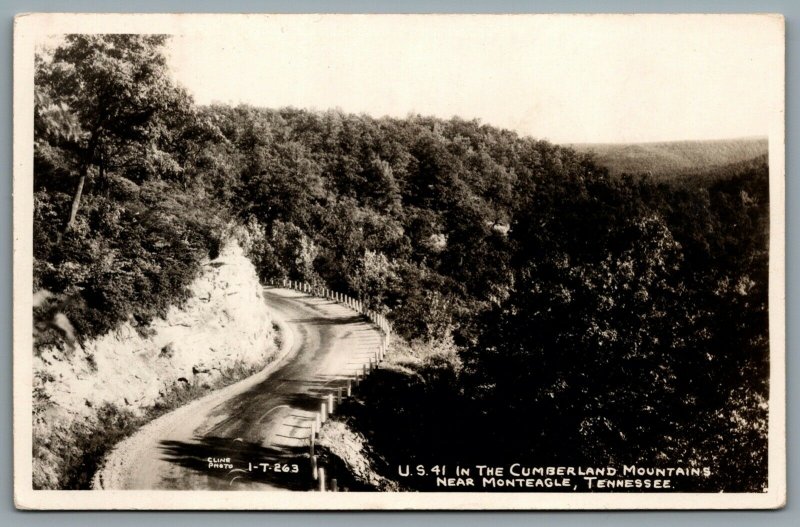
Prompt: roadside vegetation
<box><xmin>35</xmin><ymin>35</ymin><xmax>770</xmax><ymax>491</ymax></box>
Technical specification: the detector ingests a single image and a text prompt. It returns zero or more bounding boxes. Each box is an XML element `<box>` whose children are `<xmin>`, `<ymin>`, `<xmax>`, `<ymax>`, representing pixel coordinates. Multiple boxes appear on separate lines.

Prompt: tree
<box><xmin>35</xmin><ymin>34</ymin><xmax>192</xmax><ymax>233</ymax></box>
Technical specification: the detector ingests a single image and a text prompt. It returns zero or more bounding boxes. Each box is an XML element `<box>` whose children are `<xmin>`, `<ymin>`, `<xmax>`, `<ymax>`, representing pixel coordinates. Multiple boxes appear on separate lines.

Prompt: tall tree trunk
<box><xmin>64</xmin><ymin>163</ymin><xmax>88</xmax><ymax>234</ymax></box>
<box><xmin>63</xmin><ymin>135</ymin><xmax>98</xmax><ymax>237</ymax></box>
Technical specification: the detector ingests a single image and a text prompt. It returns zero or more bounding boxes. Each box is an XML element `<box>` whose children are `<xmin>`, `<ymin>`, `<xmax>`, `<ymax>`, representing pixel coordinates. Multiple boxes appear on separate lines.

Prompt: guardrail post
<box><xmin>327</xmin><ymin>393</ymin><xmax>334</xmax><ymax>415</ymax></box>
<box><xmin>318</xmin><ymin>468</ymin><xmax>326</xmax><ymax>491</ymax></box>
<box><xmin>316</xmin><ymin>411</ymin><xmax>321</xmax><ymax>431</ymax></box>
<box><xmin>346</xmin><ymin>379</ymin><xmax>352</xmax><ymax>397</ymax></box>
<box><xmin>320</xmin><ymin>401</ymin><xmax>327</xmax><ymax>423</ymax></box>
<box><xmin>309</xmin><ymin>434</ymin><xmax>315</xmax><ymax>456</ymax></box>
<box><xmin>311</xmin><ymin>454</ymin><xmax>318</xmax><ymax>479</ymax></box>
<box><xmin>331</xmin><ymin>478</ymin><xmax>338</xmax><ymax>492</ymax></box>
<box><xmin>337</xmin><ymin>386</ymin><xmax>343</xmax><ymax>404</ymax></box>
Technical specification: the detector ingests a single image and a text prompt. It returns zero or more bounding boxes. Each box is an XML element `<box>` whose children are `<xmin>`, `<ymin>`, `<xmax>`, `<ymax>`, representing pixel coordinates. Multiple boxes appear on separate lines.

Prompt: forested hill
<box><xmin>34</xmin><ymin>35</ymin><xmax>770</xmax><ymax>492</ymax></box>
<box><xmin>569</xmin><ymin>137</ymin><xmax>767</xmax><ymax>177</ymax></box>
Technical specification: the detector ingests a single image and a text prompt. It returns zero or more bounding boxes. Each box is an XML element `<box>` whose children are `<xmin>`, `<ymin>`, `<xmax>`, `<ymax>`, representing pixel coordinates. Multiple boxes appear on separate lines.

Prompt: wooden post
<box><xmin>315</xmin><ymin>412</ymin><xmax>321</xmax><ymax>431</ymax></box>
<box><xmin>311</xmin><ymin>455</ymin><xmax>318</xmax><ymax>479</ymax></box>
<box><xmin>309</xmin><ymin>435</ymin><xmax>315</xmax><ymax>456</ymax></box>
<box><xmin>331</xmin><ymin>478</ymin><xmax>339</xmax><ymax>492</ymax></box>
<box><xmin>346</xmin><ymin>379</ymin><xmax>352</xmax><ymax>397</ymax></box>
<box><xmin>327</xmin><ymin>393</ymin><xmax>334</xmax><ymax>415</ymax></box>
<box><xmin>318</xmin><ymin>468</ymin><xmax>326</xmax><ymax>491</ymax></box>
<box><xmin>320</xmin><ymin>401</ymin><xmax>327</xmax><ymax>423</ymax></box>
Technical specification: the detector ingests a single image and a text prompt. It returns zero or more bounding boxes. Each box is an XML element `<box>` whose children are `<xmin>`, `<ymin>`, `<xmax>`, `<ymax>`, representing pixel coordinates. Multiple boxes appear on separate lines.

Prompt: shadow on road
<box><xmin>286</xmin><ymin>315</ymin><xmax>366</xmax><ymax>326</ymax></box>
<box><xmin>157</xmin><ymin>436</ymin><xmax>312</xmax><ymax>490</ymax></box>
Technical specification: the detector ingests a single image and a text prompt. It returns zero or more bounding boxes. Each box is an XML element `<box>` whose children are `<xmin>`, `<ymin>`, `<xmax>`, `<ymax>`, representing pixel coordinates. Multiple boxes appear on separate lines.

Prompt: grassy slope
<box><xmin>568</xmin><ymin>137</ymin><xmax>768</xmax><ymax>176</ymax></box>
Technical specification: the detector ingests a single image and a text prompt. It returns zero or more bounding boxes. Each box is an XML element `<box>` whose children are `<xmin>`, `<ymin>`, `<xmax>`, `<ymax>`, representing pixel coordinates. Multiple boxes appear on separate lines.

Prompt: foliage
<box><xmin>33</xmin><ymin>35</ymin><xmax>770</xmax><ymax>493</ymax></box>
<box><xmin>34</xmin><ymin>35</ymin><xmax>226</xmax><ymax>341</ymax></box>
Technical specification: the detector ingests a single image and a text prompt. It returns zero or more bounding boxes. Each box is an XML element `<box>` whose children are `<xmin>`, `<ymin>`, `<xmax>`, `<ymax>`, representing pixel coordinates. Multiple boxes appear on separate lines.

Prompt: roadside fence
<box><xmin>272</xmin><ymin>277</ymin><xmax>393</xmax><ymax>491</ymax></box>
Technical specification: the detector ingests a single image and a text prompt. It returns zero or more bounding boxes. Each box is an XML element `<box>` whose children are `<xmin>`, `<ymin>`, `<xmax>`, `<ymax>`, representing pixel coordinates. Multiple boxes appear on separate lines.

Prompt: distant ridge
<box><xmin>567</xmin><ymin>137</ymin><xmax>768</xmax><ymax>176</ymax></box>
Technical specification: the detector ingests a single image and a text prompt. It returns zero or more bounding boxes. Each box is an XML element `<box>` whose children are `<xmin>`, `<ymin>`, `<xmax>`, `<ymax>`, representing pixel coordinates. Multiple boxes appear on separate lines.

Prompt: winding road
<box><xmin>94</xmin><ymin>287</ymin><xmax>384</xmax><ymax>490</ymax></box>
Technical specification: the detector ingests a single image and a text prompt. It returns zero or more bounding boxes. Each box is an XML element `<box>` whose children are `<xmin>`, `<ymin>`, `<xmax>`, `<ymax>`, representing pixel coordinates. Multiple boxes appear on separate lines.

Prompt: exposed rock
<box><xmin>319</xmin><ymin>421</ymin><xmax>400</xmax><ymax>491</ymax></box>
<box><xmin>32</xmin><ymin>240</ymin><xmax>278</xmax><ymax>489</ymax></box>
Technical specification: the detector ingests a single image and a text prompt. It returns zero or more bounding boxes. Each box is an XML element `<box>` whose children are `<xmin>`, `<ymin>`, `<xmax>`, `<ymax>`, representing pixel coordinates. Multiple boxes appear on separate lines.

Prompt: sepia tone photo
<box><xmin>13</xmin><ymin>13</ymin><xmax>785</xmax><ymax>509</ymax></box>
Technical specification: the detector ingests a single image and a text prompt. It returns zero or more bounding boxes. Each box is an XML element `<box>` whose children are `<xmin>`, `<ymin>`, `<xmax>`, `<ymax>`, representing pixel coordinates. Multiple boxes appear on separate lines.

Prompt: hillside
<box><xmin>33</xmin><ymin>241</ymin><xmax>281</xmax><ymax>489</ymax></box>
<box><xmin>32</xmin><ymin>35</ymin><xmax>771</xmax><ymax>493</ymax></box>
<box><xmin>568</xmin><ymin>137</ymin><xmax>768</xmax><ymax>176</ymax></box>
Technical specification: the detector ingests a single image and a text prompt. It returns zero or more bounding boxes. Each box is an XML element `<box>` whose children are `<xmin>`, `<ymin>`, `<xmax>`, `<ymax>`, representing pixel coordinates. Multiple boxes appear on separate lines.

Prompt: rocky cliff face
<box><xmin>32</xmin><ymin>241</ymin><xmax>278</xmax><ymax>489</ymax></box>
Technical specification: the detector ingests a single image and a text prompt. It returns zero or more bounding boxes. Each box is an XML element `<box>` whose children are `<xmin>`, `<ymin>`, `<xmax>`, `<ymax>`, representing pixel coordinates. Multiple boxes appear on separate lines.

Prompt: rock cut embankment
<box><xmin>32</xmin><ymin>241</ymin><xmax>278</xmax><ymax>489</ymax></box>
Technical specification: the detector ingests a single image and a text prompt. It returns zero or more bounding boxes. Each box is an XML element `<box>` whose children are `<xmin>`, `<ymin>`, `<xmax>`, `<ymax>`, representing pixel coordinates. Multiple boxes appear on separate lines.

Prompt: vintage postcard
<box><xmin>13</xmin><ymin>13</ymin><xmax>785</xmax><ymax>509</ymax></box>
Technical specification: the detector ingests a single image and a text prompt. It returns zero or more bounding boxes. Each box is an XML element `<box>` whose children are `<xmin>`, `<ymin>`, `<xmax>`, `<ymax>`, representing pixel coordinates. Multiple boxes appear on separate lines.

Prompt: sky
<box><xmin>46</xmin><ymin>14</ymin><xmax>786</xmax><ymax>144</ymax></box>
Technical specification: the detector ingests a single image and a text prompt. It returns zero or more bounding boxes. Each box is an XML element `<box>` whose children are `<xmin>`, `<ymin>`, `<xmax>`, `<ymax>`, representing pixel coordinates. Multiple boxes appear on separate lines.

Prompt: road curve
<box><xmin>94</xmin><ymin>287</ymin><xmax>383</xmax><ymax>490</ymax></box>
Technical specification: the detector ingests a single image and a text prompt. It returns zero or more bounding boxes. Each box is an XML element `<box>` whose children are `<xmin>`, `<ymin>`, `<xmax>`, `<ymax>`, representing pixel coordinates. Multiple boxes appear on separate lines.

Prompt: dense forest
<box><xmin>33</xmin><ymin>35</ymin><xmax>770</xmax><ymax>491</ymax></box>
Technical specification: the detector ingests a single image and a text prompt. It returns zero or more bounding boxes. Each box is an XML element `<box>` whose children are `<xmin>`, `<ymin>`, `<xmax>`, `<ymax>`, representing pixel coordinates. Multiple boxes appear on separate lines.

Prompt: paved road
<box><xmin>94</xmin><ymin>287</ymin><xmax>383</xmax><ymax>490</ymax></box>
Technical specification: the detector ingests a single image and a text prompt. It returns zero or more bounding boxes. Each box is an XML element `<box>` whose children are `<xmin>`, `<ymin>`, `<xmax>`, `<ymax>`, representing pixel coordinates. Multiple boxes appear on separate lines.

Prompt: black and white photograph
<box><xmin>13</xmin><ymin>13</ymin><xmax>785</xmax><ymax>509</ymax></box>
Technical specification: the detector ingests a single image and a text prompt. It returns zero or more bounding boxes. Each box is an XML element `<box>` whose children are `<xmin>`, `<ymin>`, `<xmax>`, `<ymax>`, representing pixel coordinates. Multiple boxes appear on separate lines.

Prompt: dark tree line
<box><xmin>34</xmin><ymin>36</ymin><xmax>769</xmax><ymax>492</ymax></box>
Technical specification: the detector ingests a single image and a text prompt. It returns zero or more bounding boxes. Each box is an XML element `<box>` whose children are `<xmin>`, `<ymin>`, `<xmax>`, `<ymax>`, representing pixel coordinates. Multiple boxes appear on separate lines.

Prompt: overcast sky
<box><xmin>42</xmin><ymin>14</ymin><xmax>784</xmax><ymax>144</ymax></box>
